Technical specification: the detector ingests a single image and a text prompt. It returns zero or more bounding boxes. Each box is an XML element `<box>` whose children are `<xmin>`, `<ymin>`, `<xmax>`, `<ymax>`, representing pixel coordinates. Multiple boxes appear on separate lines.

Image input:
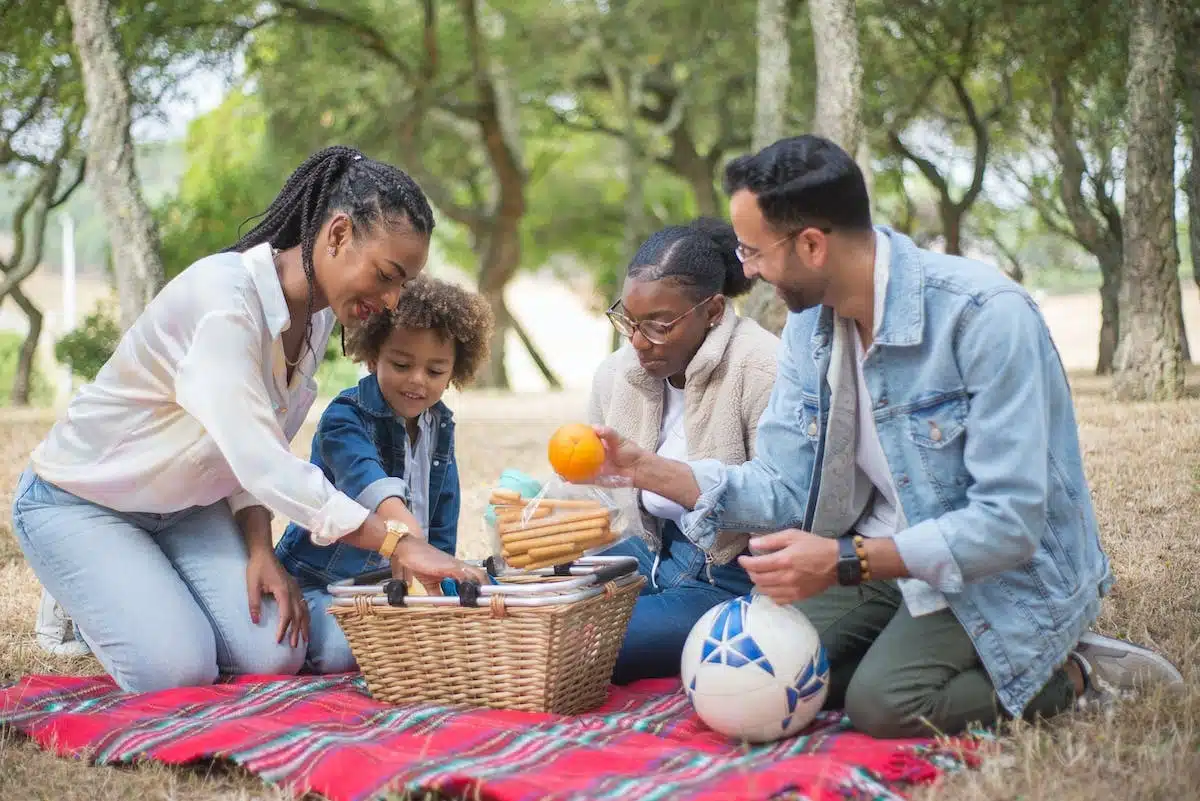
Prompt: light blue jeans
<box><xmin>10</xmin><ymin>468</ymin><xmax>306</xmax><ymax>692</ymax></box>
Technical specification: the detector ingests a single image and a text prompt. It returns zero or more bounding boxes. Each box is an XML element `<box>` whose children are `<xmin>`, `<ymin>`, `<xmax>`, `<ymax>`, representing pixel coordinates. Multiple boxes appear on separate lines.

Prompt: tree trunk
<box><xmin>942</xmin><ymin>208</ymin><xmax>964</xmax><ymax>256</ymax></box>
<box><xmin>753</xmin><ymin>0</ymin><xmax>791</xmax><ymax>151</ymax></box>
<box><xmin>475</xmin><ymin>220</ymin><xmax>521</xmax><ymax>390</ymax></box>
<box><xmin>1177</xmin><ymin>284</ymin><xmax>1191</xmax><ymax>362</ymax></box>
<box><xmin>809</xmin><ymin>0</ymin><xmax>863</xmax><ymax>158</ymax></box>
<box><xmin>745</xmin><ymin>0</ymin><xmax>792</xmax><ymax>333</ymax></box>
<box><xmin>1190</xmin><ymin>160</ymin><xmax>1200</xmax><ymax>299</ymax></box>
<box><xmin>1096</xmin><ymin>250</ymin><xmax>1121</xmax><ymax>375</ymax></box>
<box><xmin>1180</xmin><ymin>1</ymin><xmax>1200</xmax><ymax>299</ymax></box>
<box><xmin>66</xmin><ymin>0</ymin><xmax>164</xmax><ymax>332</ymax></box>
<box><xmin>666</xmin><ymin>124</ymin><xmax>719</xmax><ymax>217</ymax></box>
<box><xmin>1113</xmin><ymin>0</ymin><xmax>1184</xmax><ymax>401</ymax></box>
<box><xmin>9</xmin><ymin>286</ymin><xmax>43</xmax><ymax>407</ymax></box>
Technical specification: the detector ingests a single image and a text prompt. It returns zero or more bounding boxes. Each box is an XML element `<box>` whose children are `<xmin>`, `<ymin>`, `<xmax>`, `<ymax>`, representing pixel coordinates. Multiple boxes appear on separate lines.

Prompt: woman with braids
<box><xmin>589</xmin><ymin>217</ymin><xmax>779</xmax><ymax>684</ymax></box>
<box><xmin>11</xmin><ymin>146</ymin><xmax>487</xmax><ymax>692</ymax></box>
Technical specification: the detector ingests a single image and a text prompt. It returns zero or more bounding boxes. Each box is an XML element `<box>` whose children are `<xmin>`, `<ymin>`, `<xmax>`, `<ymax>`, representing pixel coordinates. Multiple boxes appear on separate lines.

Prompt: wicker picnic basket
<box><xmin>327</xmin><ymin>556</ymin><xmax>644</xmax><ymax>715</ymax></box>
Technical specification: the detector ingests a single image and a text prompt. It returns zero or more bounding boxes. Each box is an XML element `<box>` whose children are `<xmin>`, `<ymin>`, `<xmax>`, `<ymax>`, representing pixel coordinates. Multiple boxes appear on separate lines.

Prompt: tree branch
<box><xmin>398</xmin><ymin>0</ymin><xmax>438</xmax><ymax>145</ymax></box>
<box><xmin>0</xmin><ymin>163</ymin><xmax>59</xmax><ymax>298</ymax></box>
<box><xmin>888</xmin><ymin>130</ymin><xmax>950</xmax><ymax>200</ymax></box>
<box><xmin>276</xmin><ymin>0</ymin><xmax>411</xmax><ymax>77</ymax></box>
<box><xmin>458</xmin><ymin>0</ymin><xmax>525</xmax><ymax>220</ymax></box>
<box><xmin>51</xmin><ymin>157</ymin><xmax>87</xmax><ymax>208</ymax></box>
<box><xmin>1046</xmin><ymin>72</ymin><xmax>1118</xmax><ymax>257</ymax></box>
<box><xmin>548</xmin><ymin>106</ymin><xmax>623</xmax><ymax>139</ymax></box>
<box><xmin>946</xmin><ymin>73</ymin><xmax>989</xmax><ymax>213</ymax></box>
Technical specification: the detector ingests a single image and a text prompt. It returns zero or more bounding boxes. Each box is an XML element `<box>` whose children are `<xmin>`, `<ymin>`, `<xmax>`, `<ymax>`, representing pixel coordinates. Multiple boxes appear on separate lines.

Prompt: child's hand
<box><xmin>391</xmin><ymin>537</ymin><xmax>488</xmax><ymax>590</ymax></box>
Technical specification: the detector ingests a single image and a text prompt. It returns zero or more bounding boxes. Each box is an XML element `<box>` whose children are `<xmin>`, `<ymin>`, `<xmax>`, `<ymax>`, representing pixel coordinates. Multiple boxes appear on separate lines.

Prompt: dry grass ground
<box><xmin>2</xmin><ymin>376</ymin><xmax>1200</xmax><ymax>800</ymax></box>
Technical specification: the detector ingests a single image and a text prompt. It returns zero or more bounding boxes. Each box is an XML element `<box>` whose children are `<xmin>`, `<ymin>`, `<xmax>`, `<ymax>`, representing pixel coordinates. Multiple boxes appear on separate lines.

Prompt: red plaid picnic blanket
<box><xmin>1</xmin><ymin>673</ymin><xmax>981</xmax><ymax>801</ymax></box>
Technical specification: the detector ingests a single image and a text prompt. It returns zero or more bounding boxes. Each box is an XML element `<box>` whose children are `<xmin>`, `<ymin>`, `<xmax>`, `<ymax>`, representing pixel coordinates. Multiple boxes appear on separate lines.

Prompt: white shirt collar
<box><xmin>243</xmin><ymin>242</ymin><xmax>292</xmax><ymax>338</ymax></box>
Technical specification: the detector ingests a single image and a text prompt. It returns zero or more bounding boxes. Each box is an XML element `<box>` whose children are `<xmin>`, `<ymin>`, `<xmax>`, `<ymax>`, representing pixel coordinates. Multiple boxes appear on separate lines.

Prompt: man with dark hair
<box><xmin>593</xmin><ymin>134</ymin><xmax>1182</xmax><ymax>738</ymax></box>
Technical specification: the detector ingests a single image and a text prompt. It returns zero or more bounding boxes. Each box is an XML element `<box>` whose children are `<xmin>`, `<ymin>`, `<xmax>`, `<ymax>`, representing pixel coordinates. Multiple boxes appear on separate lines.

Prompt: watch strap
<box><xmin>836</xmin><ymin>535</ymin><xmax>864</xmax><ymax>586</ymax></box>
<box><xmin>378</xmin><ymin>521</ymin><xmax>411</xmax><ymax>560</ymax></box>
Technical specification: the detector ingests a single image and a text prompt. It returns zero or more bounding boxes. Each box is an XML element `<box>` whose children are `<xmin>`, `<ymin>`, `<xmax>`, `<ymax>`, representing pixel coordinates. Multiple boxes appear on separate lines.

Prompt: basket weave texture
<box><xmin>331</xmin><ymin>574</ymin><xmax>645</xmax><ymax>715</ymax></box>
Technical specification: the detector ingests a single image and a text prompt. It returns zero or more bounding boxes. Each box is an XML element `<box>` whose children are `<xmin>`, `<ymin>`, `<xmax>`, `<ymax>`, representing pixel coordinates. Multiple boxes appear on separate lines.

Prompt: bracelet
<box><xmin>853</xmin><ymin>534</ymin><xmax>871</xmax><ymax>582</ymax></box>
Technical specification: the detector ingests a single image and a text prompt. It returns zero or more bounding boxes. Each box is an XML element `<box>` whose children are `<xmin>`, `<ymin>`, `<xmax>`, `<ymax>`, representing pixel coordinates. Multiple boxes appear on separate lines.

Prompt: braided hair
<box><xmin>224</xmin><ymin>145</ymin><xmax>435</xmax><ymax>364</ymax></box>
<box><xmin>626</xmin><ymin>217</ymin><xmax>755</xmax><ymax>300</ymax></box>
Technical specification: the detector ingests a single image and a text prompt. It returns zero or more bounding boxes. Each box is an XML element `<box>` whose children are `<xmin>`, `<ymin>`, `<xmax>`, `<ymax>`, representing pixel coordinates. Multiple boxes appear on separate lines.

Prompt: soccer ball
<box><xmin>680</xmin><ymin>593</ymin><xmax>829</xmax><ymax>743</ymax></box>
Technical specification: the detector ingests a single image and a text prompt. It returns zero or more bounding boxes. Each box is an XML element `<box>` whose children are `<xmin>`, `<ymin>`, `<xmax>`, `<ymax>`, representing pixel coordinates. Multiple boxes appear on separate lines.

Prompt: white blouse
<box><xmin>30</xmin><ymin>242</ymin><xmax>369</xmax><ymax>546</ymax></box>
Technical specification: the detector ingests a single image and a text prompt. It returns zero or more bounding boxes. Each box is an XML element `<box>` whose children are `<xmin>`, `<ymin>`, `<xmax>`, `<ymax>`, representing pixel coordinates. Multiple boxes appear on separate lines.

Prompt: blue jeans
<box><xmin>607</xmin><ymin>522</ymin><xmax>752</xmax><ymax>684</ymax></box>
<box><xmin>297</xmin><ymin>585</ymin><xmax>358</xmax><ymax>674</ymax></box>
<box><xmin>10</xmin><ymin>468</ymin><xmax>305</xmax><ymax>692</ymax></box>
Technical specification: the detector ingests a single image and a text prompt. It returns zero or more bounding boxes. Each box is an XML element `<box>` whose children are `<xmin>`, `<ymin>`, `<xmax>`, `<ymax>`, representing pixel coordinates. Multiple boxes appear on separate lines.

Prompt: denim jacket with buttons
<box><xmin>275</xmin><ymin>374</ymin><xmax>459</xmax><ymax>588</ymax></box>
<box><xmin>681</xmin><ymin>226</ymin><xmax>1112</xmax><ymax>717</ymax></box>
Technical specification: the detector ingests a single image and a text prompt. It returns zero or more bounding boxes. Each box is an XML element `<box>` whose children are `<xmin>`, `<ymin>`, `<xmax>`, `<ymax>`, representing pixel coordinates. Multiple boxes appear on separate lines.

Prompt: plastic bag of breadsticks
<box><xmin>484</xmin><ymin>467</ymin><xmax>640</xmax><ymax>572</ymax></box>
<box><xmin>489</xmin><ymin>481</ymin><xmax>640</xmax><ymax>572</ymax></box>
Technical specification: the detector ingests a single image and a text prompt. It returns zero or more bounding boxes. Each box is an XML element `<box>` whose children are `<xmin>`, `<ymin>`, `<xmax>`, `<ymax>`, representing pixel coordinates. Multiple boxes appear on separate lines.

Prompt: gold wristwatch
<box><xmin>378</xmin><ymin>520</ymin><xmax>411</xmax><ymax>560</ymax></box>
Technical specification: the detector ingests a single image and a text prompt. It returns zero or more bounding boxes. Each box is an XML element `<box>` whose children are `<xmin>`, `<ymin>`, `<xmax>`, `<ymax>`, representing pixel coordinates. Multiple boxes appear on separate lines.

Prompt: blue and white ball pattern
<box><xmin>680</xmin><ymin>593</ymin><xmax>830</xmax><ymax>743</ymax></box>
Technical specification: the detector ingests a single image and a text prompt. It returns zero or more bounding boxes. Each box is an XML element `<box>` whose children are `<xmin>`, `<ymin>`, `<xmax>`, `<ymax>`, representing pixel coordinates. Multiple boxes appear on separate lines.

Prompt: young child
<box><xmin>275</xmin><ymin>277</ymin><xmax>494</xmax><ymax>674</ymax></box>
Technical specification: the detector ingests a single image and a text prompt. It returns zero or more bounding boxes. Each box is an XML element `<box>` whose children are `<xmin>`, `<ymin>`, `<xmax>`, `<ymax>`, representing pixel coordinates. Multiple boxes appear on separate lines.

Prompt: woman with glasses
<box><xmin>589</xmin><ymin>217</ymin><xmax>780</xmax><ymax>684</ymax></box>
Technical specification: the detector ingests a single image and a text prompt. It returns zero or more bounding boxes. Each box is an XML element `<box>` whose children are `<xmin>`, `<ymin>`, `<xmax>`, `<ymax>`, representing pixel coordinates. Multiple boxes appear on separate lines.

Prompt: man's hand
<box><xmin>737</xmin><ymin>529</ymin><xmax>839</xmax><ymax>606</ymax></box>
<box><xmin>246</xmin><ymin>550</ymin><xmax>310</xmax><ymax>647</ymax></box>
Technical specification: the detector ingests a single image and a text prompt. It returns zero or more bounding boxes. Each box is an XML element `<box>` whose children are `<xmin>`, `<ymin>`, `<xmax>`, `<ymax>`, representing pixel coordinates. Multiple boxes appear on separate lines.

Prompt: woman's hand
<box><xmin>592</xmin><ymin>425</ymin><xmax>650</xmax><ymax>483</ymax></box>
<box><xmin>246</xmin><ymin>550</ymin><xmax>310</xmax><ymax>648</ymax></box>
<box><xmin>391</xmin><ymin>536</ymin><xmax>488</xmax><ymax>594</ymax></box>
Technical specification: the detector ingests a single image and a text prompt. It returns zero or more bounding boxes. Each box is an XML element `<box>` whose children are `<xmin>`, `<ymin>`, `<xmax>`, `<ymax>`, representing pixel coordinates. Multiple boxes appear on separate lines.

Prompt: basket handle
<box><xmin>589</xmin><ymin>559</ymin><xmax>638</xmax><ymax>586</ymax></box>
<box><xmin>351</xmin><ymin>567</ymin><xmax>394</xmax><ymax>586</ymax></box>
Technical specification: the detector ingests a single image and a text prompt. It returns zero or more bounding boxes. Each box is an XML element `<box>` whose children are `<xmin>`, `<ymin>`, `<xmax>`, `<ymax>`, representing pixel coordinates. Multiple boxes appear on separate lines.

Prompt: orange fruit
<box><xmin>548</xmin><ymin>423</ymin><xmax>606</xmax><ymax>483</ymax></box>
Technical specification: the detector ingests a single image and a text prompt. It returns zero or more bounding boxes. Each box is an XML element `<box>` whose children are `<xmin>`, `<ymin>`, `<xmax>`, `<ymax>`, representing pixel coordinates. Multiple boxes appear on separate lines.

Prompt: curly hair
<box><xmin>344</xmin><ymin>277</ymin><xmax>494</xmax><ymax>389</ymax></box>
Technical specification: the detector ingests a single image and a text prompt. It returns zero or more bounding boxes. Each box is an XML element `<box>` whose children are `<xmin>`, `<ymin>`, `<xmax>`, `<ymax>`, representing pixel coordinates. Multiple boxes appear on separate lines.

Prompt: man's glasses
<box><xmin>734</xmin><ymin>225</ymin><xmax>832</xmax><ymax>264</ymax></box>
<box><xmin>606</xmin><ymin>296</ymin><xmax>714</xmax><ymax>345</ymax></box>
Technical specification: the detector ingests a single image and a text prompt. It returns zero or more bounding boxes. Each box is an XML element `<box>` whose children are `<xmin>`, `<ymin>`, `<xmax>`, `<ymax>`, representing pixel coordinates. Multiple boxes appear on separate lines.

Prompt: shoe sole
<box><xmin>1077</xmin><ymin>631</ymin><xmax>1184</xmax><ymax>686</ymax></box>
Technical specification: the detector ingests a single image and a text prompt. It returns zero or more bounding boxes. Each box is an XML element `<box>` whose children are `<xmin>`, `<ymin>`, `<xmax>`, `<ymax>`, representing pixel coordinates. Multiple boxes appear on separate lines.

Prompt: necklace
<box><xmin>272</xmin><ymin>247</ymin><xmax>306</xmax><ymax>368</ymax></box>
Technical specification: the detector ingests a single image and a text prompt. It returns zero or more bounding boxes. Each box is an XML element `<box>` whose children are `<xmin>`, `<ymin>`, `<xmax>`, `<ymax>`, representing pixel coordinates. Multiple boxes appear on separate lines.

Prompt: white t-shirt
<box><xmin>641</xmin><ymin>381</ymin><xmax>689</xmax><ymax>528</ymax></box>
<box><xmin>30</xmin><ymin>243</ymin><xmax>369</xmax><ymax>545</ymax></box>
<box><xmin>852</xmin><ymin>232</ymin><xmax>948</xmax><ymax>616</ymax></box>
<box><xmin>403</xmin><ymin>408</ymin><xmax>437</xmax><ymax>532</ymax></box>
<box><xmin>852</xmin><ymin>329</ymin><xmax>902</xmax><ymax>540</ymax></box>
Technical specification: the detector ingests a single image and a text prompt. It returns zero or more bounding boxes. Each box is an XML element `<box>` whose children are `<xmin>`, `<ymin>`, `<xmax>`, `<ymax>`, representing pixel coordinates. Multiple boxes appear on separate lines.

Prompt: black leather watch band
<box><xmin>836</xmin><ymin>535</ymin><xmax>863</xmax><ymax>586</ymax></box>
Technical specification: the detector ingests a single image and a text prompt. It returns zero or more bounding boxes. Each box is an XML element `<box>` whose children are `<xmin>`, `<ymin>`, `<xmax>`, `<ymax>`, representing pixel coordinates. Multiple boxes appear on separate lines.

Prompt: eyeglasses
<box><xmin>734</xmin><ymin>225</ymin><xmax>833</xmax><ymax>264</ymax></box>
<box><xmin>606</xmin><ymin>296</ymin><xmax>714</xmax><ymax>345</ymax></box>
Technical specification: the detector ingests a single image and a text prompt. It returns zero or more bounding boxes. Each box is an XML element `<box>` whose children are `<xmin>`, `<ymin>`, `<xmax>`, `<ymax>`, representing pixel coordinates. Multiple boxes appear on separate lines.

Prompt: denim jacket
<box><xmin>275</xmin><ymin>374</ymin><xmax>459</xmax><ymax>588</ymax></box>
<box><xmin>682</xmin><ymin>226</ymin><xmax>1112</xmax><ymax>717</ymax></box>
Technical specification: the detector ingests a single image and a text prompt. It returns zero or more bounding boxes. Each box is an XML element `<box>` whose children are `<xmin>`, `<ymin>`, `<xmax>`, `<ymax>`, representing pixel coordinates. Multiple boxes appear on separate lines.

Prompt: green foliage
<box><xmin>156</xmin><ymin>89</ymin><xmax>300</xmax><ymax>279</ymax></box>
<box><xmin>54</xmin><ymin>305</ymin><xmax>121</xmax><ymax>382</ymax></box>
<box><xmin>0</xmin><ymin>333</ymin><xmax>54</xmax><ymax>407</ymax></box>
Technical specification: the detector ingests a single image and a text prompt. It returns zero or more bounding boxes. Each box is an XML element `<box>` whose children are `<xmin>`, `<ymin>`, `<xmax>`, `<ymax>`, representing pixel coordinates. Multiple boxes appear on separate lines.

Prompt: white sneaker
<box><xmin>1071</xmin><ymin>630</ymin><xmax>1183</xmax><ymax>707</ymax></box>
<box><xmin>35</xmin><ymin>589</ymin><xmax>91</xmax><ymax>658</ymax></box>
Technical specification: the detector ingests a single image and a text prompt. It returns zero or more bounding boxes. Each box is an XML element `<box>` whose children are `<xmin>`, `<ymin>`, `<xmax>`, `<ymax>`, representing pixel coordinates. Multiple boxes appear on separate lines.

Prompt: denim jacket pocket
<box><xmin>800</xmin><ymin>398</ymin><xmax>823</xmax><ymax>445</ymax></box>
<box><xmin>906</xmin><ymin>393</ymin><xmax>971</xmax><ymax>495</ymax></box>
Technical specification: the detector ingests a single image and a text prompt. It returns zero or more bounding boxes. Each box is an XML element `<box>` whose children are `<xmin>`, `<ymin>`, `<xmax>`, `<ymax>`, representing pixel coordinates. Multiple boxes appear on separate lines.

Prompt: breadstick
<box><xmin>525</xmin><ymin>541</ymin><xmax>581</xmax><ymax>561</ymax></box>
<box><xmin>496</xmin><ymin>506</ymin><xmax>551</xmax><ymax>524</ymax></box>
<box><xmin>499</xmin><ymin>509</ymin><xmax>610</xmax><ymax>536</ymax></box>
<box><xmin>529</xmin><ymin>498</ymin><xmax>606</xmax><ymax>510</ymax></box>
<box><xmin>489</xmin><ymin>489</ymin><xmax>521</xmax><ymax>504</ymax></box>
<box><xmin>502</xmin><ymin>526</ymin><xmax>608</xmax><ymax>556</ymax></box>
<box><xmin>499</xmin><ymin>518</ymin><xmax>611</xmax><ymax>546</ymax></box>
